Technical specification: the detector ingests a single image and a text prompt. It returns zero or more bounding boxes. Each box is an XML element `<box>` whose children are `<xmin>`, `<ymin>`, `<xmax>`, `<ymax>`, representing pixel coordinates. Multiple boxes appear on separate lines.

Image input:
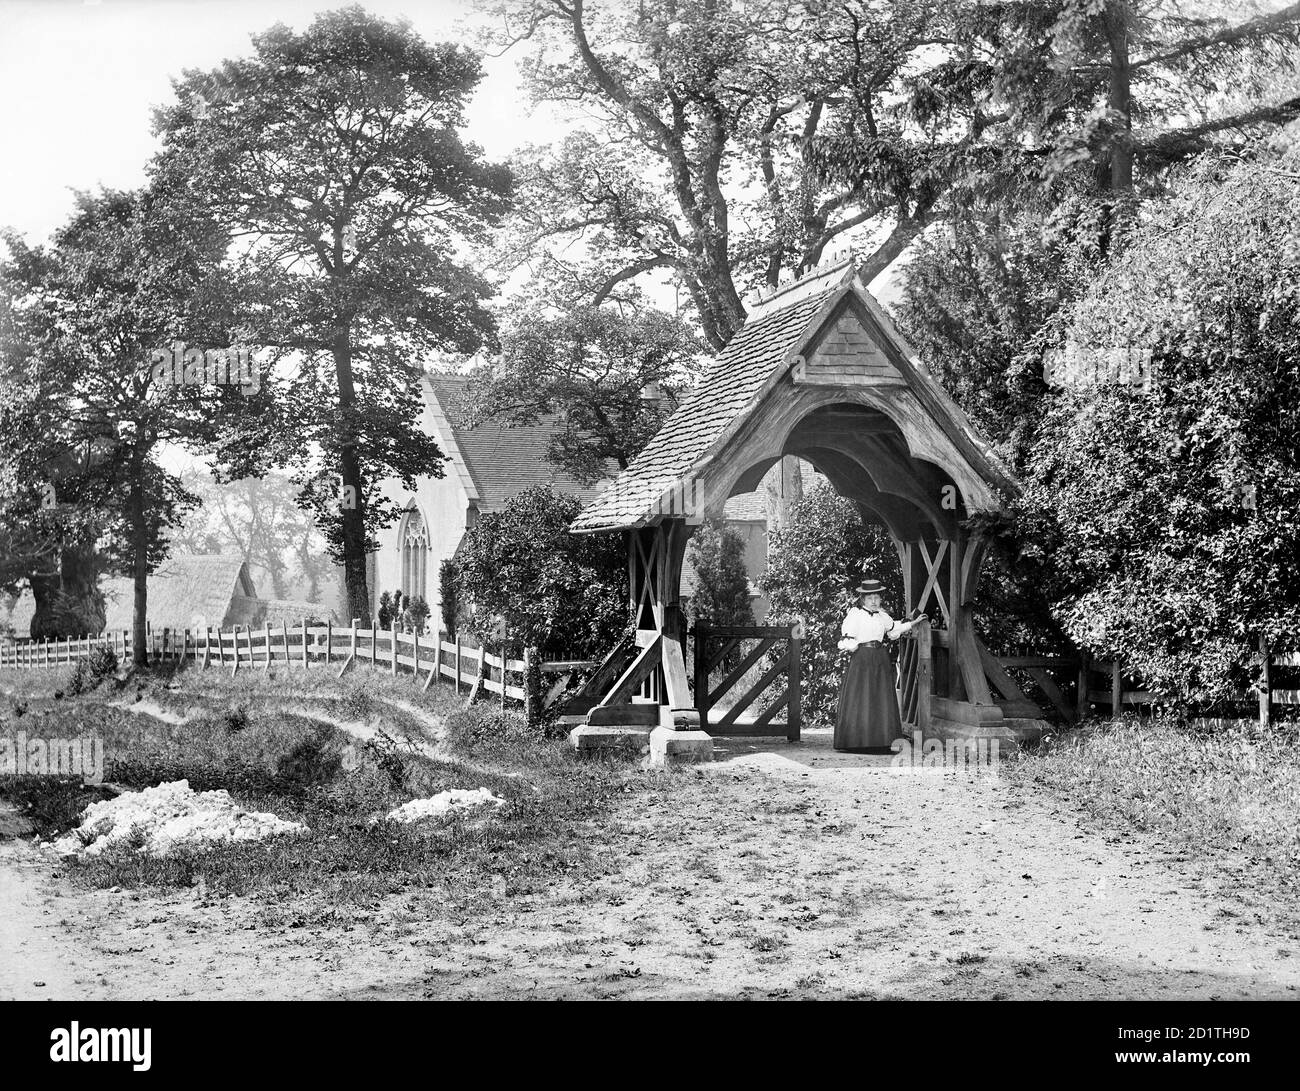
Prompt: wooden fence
<box><xmin>0</xmin><ymin>621</ymin><xmax>600</xmax><ymax>723</ymax></box>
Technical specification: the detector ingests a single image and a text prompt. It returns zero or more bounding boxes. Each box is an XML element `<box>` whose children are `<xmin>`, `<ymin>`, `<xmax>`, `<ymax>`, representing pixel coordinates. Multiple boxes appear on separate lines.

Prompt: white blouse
<box><xmin>839</xmin><ymin>606</ymin><xmax>903</xmax><ymax>649</ymax></box>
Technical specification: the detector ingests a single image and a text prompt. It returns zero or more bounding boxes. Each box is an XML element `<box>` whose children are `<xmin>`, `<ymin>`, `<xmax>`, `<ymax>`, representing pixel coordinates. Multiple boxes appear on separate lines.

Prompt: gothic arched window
<box><xmin>400</xmin><ymin>506</ymin><xmax>430</xmax><ymax>602</ymax></box>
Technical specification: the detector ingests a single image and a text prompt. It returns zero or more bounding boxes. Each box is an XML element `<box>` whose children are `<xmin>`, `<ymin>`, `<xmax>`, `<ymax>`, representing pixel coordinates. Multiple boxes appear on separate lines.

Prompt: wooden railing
<box><xmin>0</xmin><ymin>622</ymin><xmax>601</xmax><ymax>723</ymax></box>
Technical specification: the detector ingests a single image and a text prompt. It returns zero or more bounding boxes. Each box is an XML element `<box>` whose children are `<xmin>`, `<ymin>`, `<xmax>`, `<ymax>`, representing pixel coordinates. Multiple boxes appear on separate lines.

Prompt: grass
<box><xmin>0</xmin><ymin>663</ymin><xmax>655</xmax><ymax>916</ymax></box>
<box><xmin>1010</xmin><ymin>713</ymin><xmax>1300</xmax><ymax>921</ymax></box>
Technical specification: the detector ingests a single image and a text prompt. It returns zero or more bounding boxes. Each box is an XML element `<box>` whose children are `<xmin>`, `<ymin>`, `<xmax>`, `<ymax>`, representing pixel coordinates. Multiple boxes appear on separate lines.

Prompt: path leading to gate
<box><xmin>2</xmin><ymin>731</ymin><xmax>1296</xmax><ymax>999</ymax></box>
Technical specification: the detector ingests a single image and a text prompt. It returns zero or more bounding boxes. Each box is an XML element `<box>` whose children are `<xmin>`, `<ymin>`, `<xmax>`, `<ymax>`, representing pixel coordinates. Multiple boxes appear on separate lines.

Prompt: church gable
<box><xmin>791</xmin><ymin>302</ymin><xmax>904</xmax><ymax>386</ymax></box>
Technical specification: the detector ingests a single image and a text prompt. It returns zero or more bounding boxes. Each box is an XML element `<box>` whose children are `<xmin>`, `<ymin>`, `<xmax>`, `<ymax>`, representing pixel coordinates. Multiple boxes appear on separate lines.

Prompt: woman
<box><xmin>834</xmin><ymin>579</ymin><xmax>927</xmax><ymax>752</ymax></box>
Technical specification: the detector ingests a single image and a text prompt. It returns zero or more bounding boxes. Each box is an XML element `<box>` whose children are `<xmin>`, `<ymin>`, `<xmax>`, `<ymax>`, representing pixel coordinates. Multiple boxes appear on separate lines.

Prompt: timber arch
<box><xmin>568</xmin><ymin>257</ymin><xmax>1046</xmax><ymax>753</ymax></box>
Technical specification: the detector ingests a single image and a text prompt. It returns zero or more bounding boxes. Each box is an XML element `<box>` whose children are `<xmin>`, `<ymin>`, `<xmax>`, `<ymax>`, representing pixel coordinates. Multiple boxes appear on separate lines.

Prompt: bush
<box><xmin>438</xmin><ymin>559</ymin><xmax>461</xmax><ymax>635</ymax></box>
<box><xmin>1020</xmin><ymin>151</ymin><xmax>1300</xmax><ymax>703</ymax></box>
<box><xmin>456</xmin><ymin>485</ymin><xmax>626</xmax><ymax>658</ymax></box>
<box><xmin>759</xmin><ymin>483</ymin><xmax>903</xmax><ymax>726</ymax></box>
<box><xmin>683</xmin><ymin>518</ymin><xmax>755</xmax><ymax>631</ymax></box>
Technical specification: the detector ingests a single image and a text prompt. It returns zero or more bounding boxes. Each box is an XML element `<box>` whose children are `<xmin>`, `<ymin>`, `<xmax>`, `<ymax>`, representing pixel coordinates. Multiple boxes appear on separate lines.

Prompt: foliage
<box><xmin>455</xmin><ymin>485</ymin><xmax>626</xmax><ymax>656</ymax></box>
<box><xmin>151</xmin><ymin>5</ymin><xmax>513</xmax><ymax>620</ymax></box>
<box><xmin>170</xmin><ymin>470</ymin><xmax>337</xmax><ymax>605</ymax></box>
<box><xmin>492</xmin><ymin>0</ymin><xmax>1007</xmax><ymax>347</ymax></box>
<box><xmin>460</xmin><ymin>302</ymin><xmax>701</xmax><ymax>483</ymax></box>
<box><xmin>1019</xmin><ymin>150</ymin><xmax>1300</xmax><ymax>703</ymax></box>
<box><xmin>683</xmin><ymin>518</ymin><xmax>754</xmax><ymax>630</ymax></box>
<box><xmin>438</xmin><ymin>559</ymin><xmax>461</xmax><ymax>636</ymax></box>
<box><xmin>0</xmin><ymin>186</ymin><xmax>235</xmax><ymax>660</ymax></box>
<box><xmin>759</xmin><ymin>483</ymin><xmax>903</xmax><ymax>726</ymax></box>
<box><xmin>377</xmin><ymin>591</ymin><xmax>395</xmax><ymax>631</ymax></box>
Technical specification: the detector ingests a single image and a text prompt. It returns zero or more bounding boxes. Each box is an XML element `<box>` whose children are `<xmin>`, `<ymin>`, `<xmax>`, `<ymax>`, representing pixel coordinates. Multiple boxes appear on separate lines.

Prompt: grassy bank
<box><xmin>1010</xmin><ymin>714</ymin><xmax>1300</xmax><ymax>922</ymax></box>
<box><xmin>0</xmin><ymin>664</ymin><xmax>654</xmax><ymax>920</ymax></box>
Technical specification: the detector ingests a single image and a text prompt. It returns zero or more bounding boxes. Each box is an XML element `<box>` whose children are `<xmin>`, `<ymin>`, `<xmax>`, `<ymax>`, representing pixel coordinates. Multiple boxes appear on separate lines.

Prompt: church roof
<box><xmin>425</xmin><ymin>375</ymin><xmax>610</xmax><ymax>512</ymax></box>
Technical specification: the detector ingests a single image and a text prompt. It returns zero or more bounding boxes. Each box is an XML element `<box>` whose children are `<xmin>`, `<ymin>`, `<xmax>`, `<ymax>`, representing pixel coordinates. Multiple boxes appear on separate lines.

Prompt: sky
<box><xmin>0</xmin><ymin>0</ymin><xmax>553</xmax><ymax>246</ymax></box>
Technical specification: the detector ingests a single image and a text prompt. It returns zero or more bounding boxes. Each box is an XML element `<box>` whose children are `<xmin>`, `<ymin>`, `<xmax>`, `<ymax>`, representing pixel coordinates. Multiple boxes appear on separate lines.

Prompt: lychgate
<box><xmin>566</xmin><ymin>257</ymin><xmax>1048</xmax><ymax>761</ymax></box>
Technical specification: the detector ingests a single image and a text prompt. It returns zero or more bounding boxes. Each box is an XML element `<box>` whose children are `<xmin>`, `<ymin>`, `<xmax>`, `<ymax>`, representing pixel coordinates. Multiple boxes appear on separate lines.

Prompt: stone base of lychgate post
<box><xmin>648</xmin><ymin>707</ymin><xmax>712</xmax><ymax>768</ymax></box>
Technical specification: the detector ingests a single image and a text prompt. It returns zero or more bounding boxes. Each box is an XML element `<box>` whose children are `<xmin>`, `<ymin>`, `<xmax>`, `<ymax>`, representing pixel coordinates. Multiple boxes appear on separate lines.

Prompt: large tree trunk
<box><xmin>1104</xmin><ymin>0</ymin><xmax>1135</xmax><ymax>193</ymax></box>
<box><xmin>129</xmin><ymin>468</ymin><xmax>149</xmax><ymax>667</ymax></box>
<box><xmin>332</xmin><ymin>332</ymin><xmax>371</xmax><ymax>624</ymax></box>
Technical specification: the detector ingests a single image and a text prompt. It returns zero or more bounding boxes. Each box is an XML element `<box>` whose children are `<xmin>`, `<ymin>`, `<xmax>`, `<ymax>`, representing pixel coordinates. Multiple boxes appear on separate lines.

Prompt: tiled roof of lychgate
<box><xmin>426</xmin><ymin>375</ymin><xmax>610</xmax><ymax>512</ymax></box>
<box><xmin>571</xmin><ymin>257</ymin><xmax>1019</xmax><ymax>535</ymax></box>
<box><xmin>570</xmin><ymin>288</ymin><xmax>835</xmax><ymax>532</ymax></box>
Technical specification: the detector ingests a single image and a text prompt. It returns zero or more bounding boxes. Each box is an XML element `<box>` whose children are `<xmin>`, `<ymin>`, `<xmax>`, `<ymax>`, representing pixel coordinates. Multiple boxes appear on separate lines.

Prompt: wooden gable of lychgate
<box><xmin>790</xmin><ymin>295</ymin><xmax>904</xmax><ymax>387</ymax></box>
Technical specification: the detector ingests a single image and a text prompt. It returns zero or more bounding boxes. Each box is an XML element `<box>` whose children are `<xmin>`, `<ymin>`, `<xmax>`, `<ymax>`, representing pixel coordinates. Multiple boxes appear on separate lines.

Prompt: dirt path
<box><xmin>2</xmin><ymin>731</ymin><xmax>1296</xmax><ymax>999</ymax></box>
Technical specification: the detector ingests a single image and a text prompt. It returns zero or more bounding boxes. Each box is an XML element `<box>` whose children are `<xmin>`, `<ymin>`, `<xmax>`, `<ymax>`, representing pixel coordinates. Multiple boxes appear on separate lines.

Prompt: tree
<box><xmin>683</xmin><ymin>518</ymin><xmax>754</xmax><ymax>629</ymax></box>
<box><xmin>459</xmin><ymin>302</ymin><xmax>700</xmax><ymax>483</ymax></box>
<box><xmin>1</xmin><ymin>188</ymin><xmax>236</xmax><ymax>662</ymax></box>
<box><xmin>1018</xmin><ymin>148</ymin><xmax>1300</xmax><ymax>704</ymax></box>
<box><xmin>169</xmin><ymin>470</ymin><xmax>336</xmax><ymax>602</ymax></box>
<box><xmin>455</xmin><ymin>485</ymin><xmax>626</xmax><ymax>656</ymax></box>
<box><xmin>759</xmin><ymin>482</ymin><xmax>903</xmax><ymax>725</ymax></box>
<box><xmin>491</xmin><ymin>0</ymin><xmax>1003</xmax><ymax>349</ymax></box>
<box><xmin>151</xmin><ymin>6</ymin><xmax>513</xmax><ymax>622</ymax></box>
<box><xmin>898</xmin><ymin>1</ymin><xmax>1300</xmax><ymax>449</ymax></box>
<box><xmin>983</xmin><ymin>0</ymin><xmax>1300</xmax><ymax>196</ymax></box>
<box><xmin>438</xmin><ymin>558</ymin><xmax>461</xmax><ymax>636</ymax></box>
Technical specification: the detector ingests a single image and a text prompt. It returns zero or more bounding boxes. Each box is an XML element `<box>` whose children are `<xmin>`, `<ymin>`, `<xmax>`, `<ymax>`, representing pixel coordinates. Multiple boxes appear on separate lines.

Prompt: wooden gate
<box><xmin>693</xmin><ymin>623</ymin><xmax>801</xmax><ymax>741</ymax></box>
<box><xmin>896</xmin><ymin>623</ymin><xmax>932</xmax><ymax>733</ymax></box>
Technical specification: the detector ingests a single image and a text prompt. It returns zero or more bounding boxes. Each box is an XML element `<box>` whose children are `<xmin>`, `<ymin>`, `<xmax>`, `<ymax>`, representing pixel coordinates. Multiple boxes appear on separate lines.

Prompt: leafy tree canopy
<box><xmin>1019</xmin><ymin>148</ymin><xmax>1300</xmax><ymax>702</ymax></box>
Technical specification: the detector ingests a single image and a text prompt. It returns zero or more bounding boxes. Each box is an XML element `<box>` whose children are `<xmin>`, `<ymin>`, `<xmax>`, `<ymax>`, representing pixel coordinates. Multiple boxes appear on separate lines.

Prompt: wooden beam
<box><xmin>599</xmin><ymin>636</ymin><xmax>663</xmax><ymax>706</ymax></box>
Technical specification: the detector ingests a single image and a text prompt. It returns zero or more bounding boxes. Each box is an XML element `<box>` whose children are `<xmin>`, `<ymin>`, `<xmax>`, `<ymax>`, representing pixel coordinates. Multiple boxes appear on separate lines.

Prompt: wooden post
<box><xmin>500</xmin><ymin>641</ymin><xmax>508</xmax><ymax>712</ymax></box>
<box><xmin>454</xmin><ymin>634</ymin><xmax>462</xmax><ymax>695</ymax></box>
<box><xmin>326</xmin><ymin>619</ymin><xmax>332</xmax><ymax>667</ymax></box>
<box><xmin>1076</xmin><ymin>650</ymin><xmax>1090</xmax><ymax>721</ymax></box>
<box><xmin>391</xmin><ymin>622</ymin><xmax>398</xmax><ymax>677</ymax></box>
<box><xmin>262</xmin><ymin>622</ymin><xmax>271</xmax><ymax>671</ymax></box>
<box><xmin>231</xmin><ymin>626</ymin><xmax>240</xmax><ymax>675</ymax></box>
<box><xmin>202</xmin><ymin>627</ymin><xmax>211</xmax><ymax>670</ymax></box>
<box><xmin>787</xmin><ymin>625</ymin><xmax>802</xmax><ymax>743</ymax></box>
<box><xmin>370</xmin><ymin>618</ymin><xmax>377</xmax><ymax>671</ymax></box>
<box><xmin>1111</xmin><ymin>659</ymin><xmax>1122</xmax><ymax>715</ymax></box>
<box><xmin>915</xmin><ymin>621</ymin><xmax>931</xmax><ymax>737</ymax></box>
<box><xmin>302</xmin><ymin>619</ymin><xmax>309</xmax><ymax>669</ymax></box>
<box><xmin>282</xmin><ymin>621</ymin><xmax>290</xmax><ymax>670</ymax></box>
<box><xmin>524</xmin><ymin>646</ymin><xmax>536</xmax><ymax>724</ymax></box>
<box><xmin>412</xmin><ymin>629</ymin><xmax>419</xmax><ymax>684</ymax></box>
<box><xmin>693</xmin><ymin>625</ymin><xmax>711</xmax><ymax>732</ymax></box>
<box><xmin>351</xmin><ymin>619</ymin><xmax>359</xmax><ymax>663</ymax></box>
<box><xmin>216</xmin><ymin>626</ymin><xmax>225</xmax><ymax>667</ymax></box>
<box><xmin>1259</xmin><ymin>635</ymin><xmax>1271</xmax><ymax>729</ymax></box>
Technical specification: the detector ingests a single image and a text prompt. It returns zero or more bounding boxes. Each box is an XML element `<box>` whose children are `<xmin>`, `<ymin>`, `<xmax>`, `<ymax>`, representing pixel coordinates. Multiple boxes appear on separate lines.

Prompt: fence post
<box><xmin>370</xmin><ymin>617</ymin><xmax>377</xmax><ymax>670</ymax></box>
<box><xmin>1259</xmin><ymin>635</ymin><xmax>1271</xmax><ymax>729</ymax></box>
<box><xmin>232</xmin><ymin>626</ymin><xmax>240</xmax><ymax>675</ymax></box>
<box><xmin>350</xmin><ymin>619</ymin><xmax>358</xmax><ymax>665</ymax></box>
<box><xmin>412</xmin><ymin>629</ymin><xmax>419</xmax><ymax>684</ymax></box>
<box><xmin>524</xmin><ymin>646</ymin><xmax>538</xmax><ymax>724</ymax></box>
<box><xmin>500</xmin><ymin>640</ymin><xmax>507</xmax><ymax>712</ymax></box>
<box><xmin>325</xmin><ymin>619</ymin><xmax>332</xmax><ymax>667</ymax></box>
<box><xmin>1076</xmin><ymin>650</ymin><xmax>1090</xmax><ymax>721</ymax></box>
<box><xmin>454</xmin><ymin>634</ymin><xmax>462</xmax><ymax>695</ymax></box>
<box><xmin>1111</xmin><ymin>659</ymin><xmax>1122</xmax><ymax>715</ymax></box>
<box><xmin>391</xmin><ymin>622</ymin><xmax>398</xmax><ymax>677</ymax></box>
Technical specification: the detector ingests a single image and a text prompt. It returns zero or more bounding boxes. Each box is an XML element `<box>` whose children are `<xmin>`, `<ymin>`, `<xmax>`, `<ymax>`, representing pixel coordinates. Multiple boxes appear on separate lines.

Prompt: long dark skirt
<box><xmin>834</xmin><ymin>643</ymin><xmax>902</xmax><ymax>750</ymax></box>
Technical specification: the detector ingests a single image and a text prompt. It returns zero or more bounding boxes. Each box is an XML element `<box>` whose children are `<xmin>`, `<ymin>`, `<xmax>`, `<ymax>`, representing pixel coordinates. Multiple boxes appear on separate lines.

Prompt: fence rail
<box><xmin>0</xmin><ymin>621</ymin><xmax>601</xmax><ymax>723</ymax></box>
